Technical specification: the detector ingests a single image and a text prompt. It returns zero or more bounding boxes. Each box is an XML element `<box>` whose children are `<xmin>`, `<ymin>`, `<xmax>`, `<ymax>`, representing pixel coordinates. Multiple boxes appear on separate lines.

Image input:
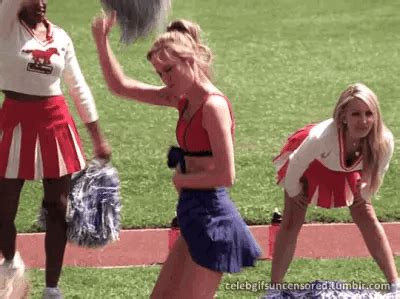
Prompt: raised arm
<box><xmin>173</xmin><ymin>96</ymin><xmax>235</xmax><ymax>189</ymax></box>
<box><xmin>0</xmin><ymin>0</ymin><xmax>23</xmax><ymax>38</ymax></box>
<box><xmin>91</xmin><ymin>12</ymin><xmax>179</xmax><ymax>108</ymax></box>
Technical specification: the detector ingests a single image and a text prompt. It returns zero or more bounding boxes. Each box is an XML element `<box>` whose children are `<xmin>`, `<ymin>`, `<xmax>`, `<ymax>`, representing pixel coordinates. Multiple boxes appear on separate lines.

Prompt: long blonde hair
<box><xmin>147</xmin><ymin>19</ymin><xmax>213</xmax><ymax>79</ymax></box>
<box><xmin>333</xmin><ymin>83</ymin><xmax>390</xmax><ymax>194</ymax></box>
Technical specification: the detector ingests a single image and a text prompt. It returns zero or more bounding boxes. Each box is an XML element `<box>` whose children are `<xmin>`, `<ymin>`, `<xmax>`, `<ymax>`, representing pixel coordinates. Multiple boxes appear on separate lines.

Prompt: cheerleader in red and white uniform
<box><xmin>271</xmin><ymin>83</ymin><xmax>399</xmax><ymax>289</ymax></box>
<box><xmin>0</xmin><ymin>0</ymin><xmax>111</xmax><ymax>298</ymax></box>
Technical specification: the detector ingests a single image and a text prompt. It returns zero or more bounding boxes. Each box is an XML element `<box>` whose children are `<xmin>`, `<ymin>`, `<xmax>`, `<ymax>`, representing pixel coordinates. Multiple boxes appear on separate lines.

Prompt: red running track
<box><xmin>3</xmin><ymin>223</ymin><xmax>400</xmax><ymax>269</ymax></box>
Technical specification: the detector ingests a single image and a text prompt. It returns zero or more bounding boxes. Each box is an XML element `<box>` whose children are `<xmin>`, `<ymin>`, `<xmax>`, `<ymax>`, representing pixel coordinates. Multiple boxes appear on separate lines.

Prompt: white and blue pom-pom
<box><xmin>66</xmin><ymin>159</ymin><xmax>122</xmax><ymax>248</ymax></box>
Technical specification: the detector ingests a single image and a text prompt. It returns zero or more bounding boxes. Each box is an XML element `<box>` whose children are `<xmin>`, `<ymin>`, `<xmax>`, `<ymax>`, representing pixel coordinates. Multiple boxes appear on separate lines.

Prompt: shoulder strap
<box><xmin>203</xmin><ymin>93</ymin><xmax>235</xmax><ymax>137</ymax></box>
<box><xmin>177</xmin><ymin>96</ymin><xmax>188</xmax><ymax>117</ymax></box>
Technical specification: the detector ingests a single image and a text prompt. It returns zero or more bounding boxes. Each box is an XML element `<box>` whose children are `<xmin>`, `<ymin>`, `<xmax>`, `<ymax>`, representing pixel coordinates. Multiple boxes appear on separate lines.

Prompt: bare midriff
<box><xmin>184</xmin><ymin>156</ymin><xmax>216</xmax><ymax>174</ymax></box>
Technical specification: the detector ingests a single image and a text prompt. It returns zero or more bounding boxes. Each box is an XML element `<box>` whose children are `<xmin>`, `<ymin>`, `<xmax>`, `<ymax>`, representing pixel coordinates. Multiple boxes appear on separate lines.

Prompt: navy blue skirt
<box><xmin>177</xmin><ymin>188</ymin><xmax>262</xmax><ymax>273</ymax></box>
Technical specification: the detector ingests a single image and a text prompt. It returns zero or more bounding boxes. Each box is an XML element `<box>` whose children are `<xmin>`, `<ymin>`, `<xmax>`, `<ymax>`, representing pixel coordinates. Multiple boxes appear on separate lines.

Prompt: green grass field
<box><xmin>13</xmin><ymin>0</ymin><xmax>400</xmax><ymax>233</ymax></box>
<box><xmin>10</xmin><ymin>0</ymin><xmax>400</xmax><ymax>228</ymax></box>
<box><xmin>4</xmin><ymin>0</ymin><xmax>400</xmax><ymax>298</ymax></box>
<box><xmin>26</xmin><ymin>258</ymin><xmax>400</xmax><ymax>298</ymax></box>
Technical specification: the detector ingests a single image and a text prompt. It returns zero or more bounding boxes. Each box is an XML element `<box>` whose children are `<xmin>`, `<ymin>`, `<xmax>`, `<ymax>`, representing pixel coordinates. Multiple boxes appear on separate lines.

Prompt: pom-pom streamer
<box><xmin>101</xmin><ymin>0</ymin><xmax>171</xmax><ymax>44</ymax></box>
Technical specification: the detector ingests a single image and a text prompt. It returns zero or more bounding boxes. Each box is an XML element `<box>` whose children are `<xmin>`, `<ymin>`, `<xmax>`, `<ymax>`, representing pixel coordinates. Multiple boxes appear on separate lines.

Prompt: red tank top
<box><xmin>176</xmin><ymin>93</ymin><xmax>235</xmax><ymax>155</ymax></box>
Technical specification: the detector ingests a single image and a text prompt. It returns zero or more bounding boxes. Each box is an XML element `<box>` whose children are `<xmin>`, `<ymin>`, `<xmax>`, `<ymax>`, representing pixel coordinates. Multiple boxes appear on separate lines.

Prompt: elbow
<box><xmin>108</xmin><ymin>80</ymin><xmax>127</xmax><ymax>98</ymax></box>
<box><xmin>104</xmin><ymin>74</ymin><xmax>129</xmax><ymax>97</ymax></box>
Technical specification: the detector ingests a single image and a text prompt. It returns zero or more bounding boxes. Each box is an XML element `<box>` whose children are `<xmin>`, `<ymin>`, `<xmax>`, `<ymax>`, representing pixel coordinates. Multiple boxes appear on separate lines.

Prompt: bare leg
<box><xmin>0</xmin><ymin>179</ymin><xmax>25</xmax><ymax>260</ymax></box>
<box><xmin>271</xmin><ymin>192</ymin><xmax>307</xmax><ymax>283</ymax></box>
<box><xmin>350</xmin><ymin>202</ymin><xmax>398</xmax><ymax>283</ymax></box>
<box><xmin>42</xmin><ymin>175</ymin><xmax>71</xmax><ymax>288</ymax></box>
<box><xmin>177</xmin><ymin>244</ymin><xmax>222</xmax><ymax>299</ymax></box>
<box><xmin>150</xmin><ymin>236</ymin><xmax>188</xmax><ymax>299</ymax></box>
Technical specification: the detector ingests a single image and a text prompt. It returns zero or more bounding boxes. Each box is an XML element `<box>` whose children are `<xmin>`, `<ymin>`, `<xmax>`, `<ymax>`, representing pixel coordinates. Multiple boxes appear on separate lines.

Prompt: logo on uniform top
<box><xmin>321</xmin><ymin>150</ymin><xmax>332</xmax><ymax>159</ymax></box>
<box><xmin>22</xmin><ymin>47</ymin><xmax>59</xmax><ymax>74</ymax></box>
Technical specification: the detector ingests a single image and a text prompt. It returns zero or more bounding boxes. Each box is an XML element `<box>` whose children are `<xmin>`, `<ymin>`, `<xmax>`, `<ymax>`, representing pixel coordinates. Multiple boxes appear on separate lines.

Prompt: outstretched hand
<box><xmin>92</xmin><ymin>10</ymin><xmax>117</xmax><ymax>40</ymax></box>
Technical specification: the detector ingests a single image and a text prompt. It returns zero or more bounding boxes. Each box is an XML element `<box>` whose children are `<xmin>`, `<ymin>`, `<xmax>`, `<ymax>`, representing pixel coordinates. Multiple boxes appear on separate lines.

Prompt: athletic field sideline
<box><xmin>9</xmin><ymin>0</ymin><xmax>400</xmax><ymax>232</ymax></box>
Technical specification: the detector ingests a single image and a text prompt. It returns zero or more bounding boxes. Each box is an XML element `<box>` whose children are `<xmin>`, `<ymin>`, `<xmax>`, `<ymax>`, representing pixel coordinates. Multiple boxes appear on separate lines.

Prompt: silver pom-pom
<box><xmin>101</xmin><ymin>0</ymin><xmax>171</xmax><ymax>44</ymax></box>
<box><xmin>35</xmin><ymin>160</ymin><xmax>121</xmax><ymax>248</ymax></box>
<box><xmin>66</xmin><ymin>159</ymin><xmax>122</xmax><ymax>248</ymax></box>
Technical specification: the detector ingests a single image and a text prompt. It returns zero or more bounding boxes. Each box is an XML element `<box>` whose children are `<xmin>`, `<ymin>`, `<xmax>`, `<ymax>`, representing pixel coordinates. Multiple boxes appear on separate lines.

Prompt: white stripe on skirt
<box><xmin>56</xmin><ymin>138</ymin><xmax>68</xmax><ymax>177</ymax></box>
<box><xmin>310</xmin><ymin>187</ymin><xmax>319</xmax><ymax>206</ymax></box>
<box><xmin>344</xmin><ymin>179</ymin><xmax>354</xmax><ymax>206</ymax></box>
<box><xmin>34</xmin><ymin>136</ymin><xmax>44</xmax><ymax>180</ymax></box>
<box><xmin>5</xmin><ymin>123</ymin><xmax>22</xmax><ymax>178</ymax></box>
<box><xmin>68</xmin><ymin>124</ymin><xmax>86</xmax><ymax>170</ymax></box>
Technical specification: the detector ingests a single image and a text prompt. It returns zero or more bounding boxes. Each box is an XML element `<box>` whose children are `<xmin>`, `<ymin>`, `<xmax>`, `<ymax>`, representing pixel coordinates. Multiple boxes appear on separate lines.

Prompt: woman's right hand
<box><xmin>92</xmin><ymin>10</ymin><xmax>117</xmax><ymax>40</ymax></box>
<box><xmin>351</xmin><ymin>179</ymin><xmax>369</xmax><ymax>208</ymax></box>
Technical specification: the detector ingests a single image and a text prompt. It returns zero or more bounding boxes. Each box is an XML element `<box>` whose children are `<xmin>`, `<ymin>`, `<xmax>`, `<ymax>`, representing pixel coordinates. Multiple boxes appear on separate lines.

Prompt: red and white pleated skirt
<box><xmin>0</xmin><ymin>96</ymin><xmax>86</xmax><ymax>180</ymax></box>
<box><xmin>273</xmin><ymin>124</ymin><xmax>361</xmax><ymax>208</ymax></box>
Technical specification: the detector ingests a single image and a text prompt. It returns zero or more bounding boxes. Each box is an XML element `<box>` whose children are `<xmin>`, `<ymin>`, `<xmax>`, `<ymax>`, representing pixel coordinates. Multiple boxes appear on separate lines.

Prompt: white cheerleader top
<box><xmin>0</xmin><ymin>0</ymin><xmax>98</xmax><ymax>123</ymax></box>
<box><xmin>282</xmin><ymin>119</ymin><xmax>394</xmax><ymax>201</ymax></box>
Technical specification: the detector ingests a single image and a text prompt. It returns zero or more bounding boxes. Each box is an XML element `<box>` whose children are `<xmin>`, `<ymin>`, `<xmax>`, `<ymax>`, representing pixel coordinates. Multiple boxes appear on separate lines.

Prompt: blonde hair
<box><xmin>147</xmin><ymin>19</ymin><xmax>213</xmax><ymax>79</ymax></box>
<box><xmin>333</xmin><ymin>83</ymin><xmax>390</xmax><ymax>194</ymax></box>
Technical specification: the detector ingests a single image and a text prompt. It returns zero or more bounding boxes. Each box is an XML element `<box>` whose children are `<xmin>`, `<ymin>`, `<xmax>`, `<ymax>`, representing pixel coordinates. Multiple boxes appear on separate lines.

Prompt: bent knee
<box><xmin>351</xmin><ymin>208</ymin><xmax>381</xmax><ymax>229</ymax></box>
<box><xmin>350</xmin><ymin>203</ymin><xmax>376</xmax><ymax>220</ymax></box>
<box><xmin>279</xmin><ymin>219</ymin><xmax>304</xmax><ymax>233</ymax></box>
<box><xmin>44</xmin><ymin>200</ymin><xmax>67</xmax><ymax>221</ymax></box>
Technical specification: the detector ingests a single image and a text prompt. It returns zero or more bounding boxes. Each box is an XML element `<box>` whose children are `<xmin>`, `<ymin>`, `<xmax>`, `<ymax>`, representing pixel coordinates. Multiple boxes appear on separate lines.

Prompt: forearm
<box><xmin>85</xmin><ymin>120</ymin><xmax>112</xmax><ymax>160</ymax></box>
<box><xmin>64</xmin><ymin>72</ymin><xmax>99</xmax><ymax>124</ymax></box>
<box><xmin>94</xmin><ymin>36</ymin><xmax>130</xmax><ymax>95</ymax></box>
<box><xmin>85</xmin><ymin>121</ymin><xmax>106</xmax><ymax>145</ymax></box>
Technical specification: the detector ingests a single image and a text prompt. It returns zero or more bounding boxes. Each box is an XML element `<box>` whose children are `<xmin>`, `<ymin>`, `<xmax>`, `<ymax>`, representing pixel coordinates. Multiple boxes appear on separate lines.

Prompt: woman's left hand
<box><xmin>94</xmin><ymin>139</ymin><xmax>112</xmax><ymax>161</ymax></box>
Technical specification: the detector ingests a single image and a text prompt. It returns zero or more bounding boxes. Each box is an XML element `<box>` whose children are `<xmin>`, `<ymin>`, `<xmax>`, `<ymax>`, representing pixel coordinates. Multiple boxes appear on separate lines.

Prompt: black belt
<box><xmin>184</xmin><ymin>150</ymin><xmax>212</xmax><ymax>157</ymax></box>
<box><xmin>167</xmin><ymin>146</ymin><xmax>213</xmax><ymax>173</ymax></box>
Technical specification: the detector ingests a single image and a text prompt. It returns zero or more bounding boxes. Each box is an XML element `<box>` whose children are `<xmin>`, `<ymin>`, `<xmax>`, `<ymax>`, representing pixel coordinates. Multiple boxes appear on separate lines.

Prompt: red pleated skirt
<box><xmin>273</xmin><ymin>124</ymin><xmax>361</xmax><ymax>208</ymax></box>
<box><xmin>0</xmin><ymin>96</ymin><xmax>86</xmax><ymax>180</ymax></box>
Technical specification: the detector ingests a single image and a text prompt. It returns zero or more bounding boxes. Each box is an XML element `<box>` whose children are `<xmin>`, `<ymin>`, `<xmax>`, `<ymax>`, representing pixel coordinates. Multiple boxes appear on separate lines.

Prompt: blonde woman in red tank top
<box><xmin>92</xmin><ymin>12</ymin><xmax>261</xmax><ymax>299</ymax></box>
